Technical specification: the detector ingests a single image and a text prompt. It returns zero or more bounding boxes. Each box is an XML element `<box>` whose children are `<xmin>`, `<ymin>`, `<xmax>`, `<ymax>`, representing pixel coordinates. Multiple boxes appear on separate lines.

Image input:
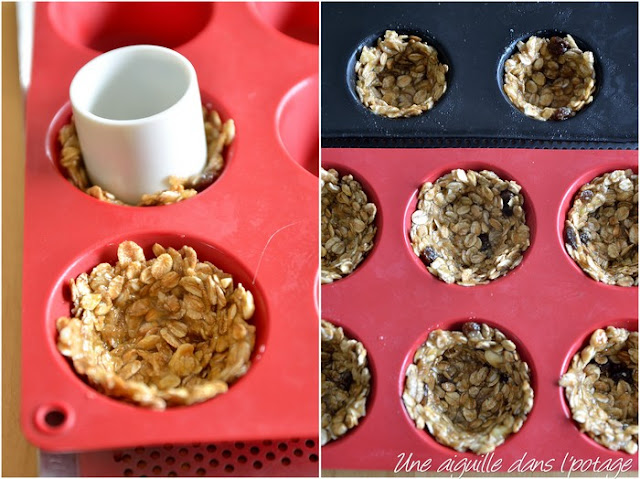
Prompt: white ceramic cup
<box><xmin>69</xmin><ymin>45</ymin><xmax>207</xmax><ymax>205</ymax></box>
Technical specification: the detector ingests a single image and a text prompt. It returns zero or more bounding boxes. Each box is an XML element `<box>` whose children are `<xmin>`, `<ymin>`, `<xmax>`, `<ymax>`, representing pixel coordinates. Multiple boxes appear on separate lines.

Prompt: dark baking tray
<box><xmin>321</xmin><ymin>2</ymin><xmax>638</xmax><ymax>148</ymax></box>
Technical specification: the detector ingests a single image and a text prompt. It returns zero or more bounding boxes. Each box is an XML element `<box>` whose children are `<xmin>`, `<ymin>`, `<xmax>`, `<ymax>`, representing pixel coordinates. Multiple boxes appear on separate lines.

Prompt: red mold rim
<box><xmin>398</xmin><ymin>317</ymin><xmax>538</xmax><ymax>455</ymax></box>
<box><xmin>249</xmin><ymin>2</ymin><xmax>319</xmax><ymax>46</ymax></box>
<box><xmin>556</xmin><ymin>162</ymin><xmax>638</xmax><ymax>288</ymax></box>
<box><xmin>48</xmin><ymin>2</ymin><xmax>215</xmax><ymax>53</ymax></box>
<box><xmin>321</xmin><ymin>317</ymin><xmax>377</xmax><ymax>449</ymax></box>
<box><xmin>276</xmin><ymin>75</ymin><xmax>319</xmax><ymax>178</ymax></box>
<box><xmin>403</xmin><ymin>161</ymin><xmax>538</xmax><ymax>287</ymax></box>
<box><xmin>320</xmin><ymin>162</ymin><xmax>383</xmax><ymax>288</ymax></box>
<box><xmin>45</xmin><ymin>231</ymin><xmax>269</xmax><ymax>411</ymax></box>
<box><xmin>558</xmin><ymin>318</ymin><xmax>638</xmax><ymax>454</ymax></box>
<box><xmin>46</xmin><ymin>90</ymin><xmax>236</xmax><ymax>208</ymax></box>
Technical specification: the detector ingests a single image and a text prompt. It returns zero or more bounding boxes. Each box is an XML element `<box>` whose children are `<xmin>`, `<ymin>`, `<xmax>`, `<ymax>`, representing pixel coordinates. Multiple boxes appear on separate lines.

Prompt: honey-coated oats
<box><xmin>560</xmin><ymin>327</ymin><xmax>638</xmax><ymax>454</ymax></box>
<box><xmin>403</xmin><ymin>322</ymin><xmax>534</xmax><ymax>454</ymax></box>
<box><xmin>56</xmin><ymin>241</ymin><xmax>255</xmax><ymax>409</ymax></box>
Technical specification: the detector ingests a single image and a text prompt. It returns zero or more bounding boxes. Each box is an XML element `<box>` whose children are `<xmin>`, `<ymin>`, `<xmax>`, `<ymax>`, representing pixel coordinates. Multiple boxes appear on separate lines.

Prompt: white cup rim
<box><xmin>69</xmin><ymin>44</ymin><xmax>198</xmax><ymax>126</ymax></box>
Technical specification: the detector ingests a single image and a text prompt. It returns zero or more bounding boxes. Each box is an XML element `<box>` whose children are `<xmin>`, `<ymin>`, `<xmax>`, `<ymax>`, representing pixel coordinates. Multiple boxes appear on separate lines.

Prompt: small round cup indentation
<box><xmin>346</xmin><ymin>28</ymin><xmax>452</xmax><ymax>117</ymax></box>
<box><xmin>557</xmin><ymin>165</ymin><xmax>637</xmax><ymax>286</ymax></box>
<box><xmin>47</xmin><ymin>232</ymin><xmax>268</xmax><ymax>408</ymax></box>
<box><xmin>497</xmin><ymin>30</ymin><xmax>601</xmax><ymax>121</ymax></box>
<box><xmin>34</xmin><ymin>403</ymin><xmax>74</xmax><ymax>434</ymax></box>
<box><xmin>276</xmin><ymin>76</ymin><xmax>319</xmax><ymax>177</ymax></box>
<box><xmin>400</xmin><ymin>319</ymin><xmax>537</xmax><ymax>454</ymax></box>
<box><xmin>47</xmin><ymin>90</ymin><xmax>235</xmax><ymax>207</ymax></box>
<box><xmin>404</xmin><ymin>163</ymin><xmax>537</xmax><ymax>286</ymax></box>
<box><xmin>49</xmin><ymin>3</ymin><xmax>213</xmax><ymax>52</ymax></box>
<box><xmin>321</xmin><ymin>319</ymin><xmax>376</xmax><ymax>447</ymax></box>
<box><xmin>252</xmin><ymin>2</ymin><xmax>318</xmax><ymax>45</ymax></box>
<box><xmin>559</xmin><ymin>320</ymin><xmax>637</xmax><ymax>453</ymax></box>
<box><xmin>320</xmin><ymin>164</ymin><xmax>382</xmax><ymax>285</ymax></box>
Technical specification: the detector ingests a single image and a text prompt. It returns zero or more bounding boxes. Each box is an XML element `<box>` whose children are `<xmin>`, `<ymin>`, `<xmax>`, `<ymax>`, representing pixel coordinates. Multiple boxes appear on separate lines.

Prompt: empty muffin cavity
<box><xmin>403</xmin><ymin>322</ymin><xmax>534</xmax><ymax>454</ymax></box>
<box><xmin>321</xmin><ymin>168</ymin><xmax>377</xmax><ymax>284</ymax></box>
<box><xmin>565</xmin><ymin>169</ymin><xmax>638</xmax><ymax>287</ymax></box>
<box><xmin>503</xmin><ymin>34</ymin><xmax>596</xmax><ymax>121</ymax></box>
<box><xmin>410</xmin><ymin>169</ymin><xmax>530</xmax><ymax>286</ymax></box>
<box><xmin>355</xmin><ymin>30</ymin><xmax>448</xmax><ymax>118</ymax></box>
<box><xmin>321</xmin><ymin>320</ymin><xmax>371</xmax><ymax>445</ymax></box>
<box><xmin>560</xmin><ymin>327</ymin><xmax>638</xmax><ymax>454</ymax></box>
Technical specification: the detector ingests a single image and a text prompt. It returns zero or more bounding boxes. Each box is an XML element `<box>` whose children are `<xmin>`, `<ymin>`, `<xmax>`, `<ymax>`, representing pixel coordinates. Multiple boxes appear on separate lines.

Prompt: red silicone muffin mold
<box><xmin>22</xmin><ymin>2</ymin><xmax>318</xmax><ymax>452</ymax></box>
<box><xmin>321</xmin><ymin>148</ymin><xmax>638</xmax><ymax>471</ymax></box>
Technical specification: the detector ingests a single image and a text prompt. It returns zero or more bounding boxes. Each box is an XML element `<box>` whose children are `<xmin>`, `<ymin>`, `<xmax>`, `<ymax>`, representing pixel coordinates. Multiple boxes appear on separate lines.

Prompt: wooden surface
<box><xmin>2</xmin><ymin>2</ymin><xmax>38</xmax><ymax>476</ymax></box>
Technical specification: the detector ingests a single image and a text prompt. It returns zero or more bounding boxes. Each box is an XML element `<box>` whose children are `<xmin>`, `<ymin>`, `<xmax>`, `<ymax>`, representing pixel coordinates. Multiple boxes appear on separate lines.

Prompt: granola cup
<box><xmin>321</xmin><ymin>320</ymin><xmax>371</xmax><ymax>445</ymax></box>
<box><xmin>503</xmin><ymin>34</ymin><xmax>596</xmax><ymax>121</ymax></box>
<box><xmin>355</xmin><ymin>30</ymin><xmax>448</xmax><ymax>118</ymax></box>
<box><xmin>560</xmin><ymin>327</ymin><xmax>638</xmax><ymax>454</ymax></box>
<box><xmin>565</xmin><ymin>169</ymin><xmax>638</xmax><ymax>287</ymax></box>
<box><xmin>58</xmin><ymin>107</ymin><xmax>234</xmax><ymax>206</ymax></box>
<box><xmin>410</xmin><ymin>169</ymin><xmax>530</xmax><ymax>286</ymax></box>
<box><xmin>321</xmin><ymin>168</ymin><xmax>377</xmax><ymax>284</ymax></box>
<box><xmin>403</xmin><ymin>322</ymin><xmax>534</xmax><ymax>454</ymax></box>
<box><xmin>56</xmin><ymin>241</ymin><xmax>256</xmax><ymax>410</ymax></box>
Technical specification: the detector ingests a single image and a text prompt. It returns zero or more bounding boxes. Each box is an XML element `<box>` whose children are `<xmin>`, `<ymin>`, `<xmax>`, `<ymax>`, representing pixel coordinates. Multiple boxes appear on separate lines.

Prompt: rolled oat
<box><xmin>321</xmin><ymin>168</ymin><xmax>377</xmax><ymax>284</ymax></box>
<box><xmin>355</xmin><ymin>30</ymin><xmax>448</xmax><ymax>118</ymax></box>
<box><xmin>58</xmin><ymin>107</ymin><xmax>234</xmax><ymax>206</ymax></box>
<box><xmin>403</xmin><ymin>322</ymin><xmax>534</xmax><ymax>454</ymax></box>
<box><xmin>321</xmin><ymin>320</ymin><xmax>371</xmax><ymax>445</ymax></box>
<box><xmin>503</xmin><ymin>34</ymin><xmax>596</xmax><ymax>121</ymax></box>
<box><xmin>565</xmin><ymin>169</ymin><xmax>638</xmax><ymax>287</ymax></box>
<box><xmin>560</xmin><ymin>327</ymin><xmax>638</xmax><ymax>454</ymax></box>
<box><xmin>56</xmin><ymin>240</ymin><xmax>256</xmax><ymax>409</ymax></box>
<box><xmin>409</xmin><ymin>169</ymin><xmax>530</xmax><ymax>286</ymax></box>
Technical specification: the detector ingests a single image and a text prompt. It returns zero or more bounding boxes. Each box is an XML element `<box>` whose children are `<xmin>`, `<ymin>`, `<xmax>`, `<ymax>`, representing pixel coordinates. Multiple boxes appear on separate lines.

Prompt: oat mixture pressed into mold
<box><xmin>56</xmin><ymin>240</ymin><xmax>256</xmax><ymax>409</ymax></box>
<box><xmin>58</xmin><ymin>107</ymin><xmax>234</xmax><ymax>206</ymax></box>
<box><xmin>321</xmin><ymin>168</ymin><xmax>377</xmax><ymax>284</ymax></box>
<box><xmin>403</xmin><ymin>322</ymin><xmax>534</xmax><ymax>454</ymax></box>
<box><xmin>560</xmin><ymin>327</ymin><xmax>638</xmax><ymax>454</ymax></box>
<box><xmin>503</xmin><ymin>35</ymin><xmax>596</xmax><ymax>121</ymax></box>
<box><xmin>565</xmin><ymin>169</ymin><xmax>638</xmax><ymax>287</ymax></box>
<box><xmin>355</xmin><ymin>30</ymin><xmax>448</xmax><ymax>118</ymax></box>
<box><xmin>410</xmin><ymin>169</ymin><xmax>530</xmax><ymax>286</ymax></box>
<box><xmin>321</xmin><ymin>320</ymin><xmax>371</xmax><ymax>445</ymax></box>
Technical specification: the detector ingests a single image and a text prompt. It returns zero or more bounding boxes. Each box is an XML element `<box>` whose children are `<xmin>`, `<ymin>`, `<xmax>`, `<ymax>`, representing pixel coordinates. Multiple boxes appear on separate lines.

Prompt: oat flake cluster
<box><xmin>403</xmin><ymin>322</ymin><xmax>534</xmax><ymax>454</ymax></box>
<box><xmin>560</xmin><ymin>327</ymin><xmax>638</xmax><ymax>454</ymax></box>
<box><xmin>565</xmin><ymin>169</ymin><xmax>638</xmax><ymax>287</ymax></box>
<box><xmin>321</xmin><ymin>168</ymin><xmax>377</xmax><ymax>284</ymax></box>
<box><xmin>355</xmin><ymin>30</ymin><xmax>448</xmax><ymax>118</ymax></box>
<box><xmin>321</xmin><ymin>320</ymin><xmax>371</xmax><ymax>445</ymax></box>
<box><xmin>56</xmin><ymin>240</ymin><xmax>256</xmax><ymax>409</ymax></box>
<box><xmin>59</xmin><ymin>107</ymin><xmax>234</xmax><ymax>206</ymax></box>
<box><xmin>503</xmin><ymin>35</ymin><xmax>596</xmax><ymax>121</ymax></box>
<box><xmin>410</xmin><ymin>169</ymin><xmax>530</xmax><ymax>286</ymax></box>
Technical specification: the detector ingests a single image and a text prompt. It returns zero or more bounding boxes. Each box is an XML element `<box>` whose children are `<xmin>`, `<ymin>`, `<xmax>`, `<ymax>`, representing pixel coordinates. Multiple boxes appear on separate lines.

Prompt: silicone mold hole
<box><xmin>46</xmin><ymin>91</ymin><xmax>235</xmax><ymax>207</ymax></box>
<box><xmin>557</xmin><ymin>164</ymin><xmax>638</xmax><ymax>284</ymax></box>
<box><xmin>47</xmin><ymin>232</ymin><xmax>268</xmax><ymax>407</ymax></box>
<box><xmin>346</xmin><ymin>28</ymin><xmax>452</xmax><ymax>116</ymax></box>
<box><xmin>35</xmin><ymin>404</ymin><xmax>73</xmax><ymax>434</ymax></box>
<box><xmin>277</xmin><ymin>75</ymin><xmax>319</xmax><ymax>177</ymax></box>
<box><xmin>404</xmin><ymin>162</ymin><xmax>537</xmax><ymax>285</ymax></box>
<box><xmin>44</xmin><ymin>409</ymin><xmax>66</xmax><ymax>428</ymax></box>
<box><xmin>497</xmin><ymin>30</ymin><xmax>602</xmax><ymax>121</ymax></box>
<box><xmin>49</xmin><ymin>3</ymin><xmax>213</xmax><ymax>52</ymax></box>
<box><xmin>252</xmin><ymin>2</ymin><xmax>319</xmax><ymax>45</ymax></box>
<box><xmin>400</xmin><ymin>318</ymin><xmax>537</xmax><ymax>453</ymax></box>
<box><xmin>320</xmin><ymin>163</ymin><xmax>383</xmax><ymax>285</ymax></box>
